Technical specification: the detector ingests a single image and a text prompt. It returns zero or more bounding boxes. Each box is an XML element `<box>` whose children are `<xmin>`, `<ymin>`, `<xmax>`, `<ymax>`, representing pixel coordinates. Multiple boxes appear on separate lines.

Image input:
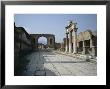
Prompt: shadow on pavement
<box><xmin>17</xmin><ymin>49</ymin><xmax>57</xmax><ymax>76</ymax></box>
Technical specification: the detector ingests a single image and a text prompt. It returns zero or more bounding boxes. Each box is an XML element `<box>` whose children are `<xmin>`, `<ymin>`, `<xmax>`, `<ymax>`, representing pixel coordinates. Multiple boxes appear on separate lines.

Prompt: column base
<box><xmin>69</xmin><ymin>47</ymin><xmax>73</xmax><ymax>53</ymax></box>
<box><xmin>66</xmin><ymin>50</ymin><xmax>69</xmax><ymax>53</ymax></box>
<box><xmin>69</xmin><ymin>49</ymin><xmax>72</xmax><ymax>53</ymax></box>
<box><xmin>72</xmin><ymin>52</ymin><xmax>77</xmax><ymax>54</ymax></box>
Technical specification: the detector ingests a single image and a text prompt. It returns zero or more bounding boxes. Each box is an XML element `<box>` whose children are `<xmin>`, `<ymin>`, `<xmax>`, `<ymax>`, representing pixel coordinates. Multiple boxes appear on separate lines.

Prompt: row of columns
<box><xmin>65</xmin><ymin>21</ymin><xmax>96</xmax><ymax>56</ymax></box>
<box><xmin>65</xmin><ymin>21</ymin><xmax>78</xmax><ymax>54</ymax></box>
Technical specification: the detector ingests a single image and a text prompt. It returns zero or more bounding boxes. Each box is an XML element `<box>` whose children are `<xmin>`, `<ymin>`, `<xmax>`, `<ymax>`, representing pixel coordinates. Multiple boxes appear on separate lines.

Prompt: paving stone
<box><xmin>22</xmin><ymin>49</ymin><xmax>97</xmax><ymax>76</ymax></box>
<box><xmin>34</xmin><ymin>71</ymin><xmax>46</xmax><ymax>76</ymax></box>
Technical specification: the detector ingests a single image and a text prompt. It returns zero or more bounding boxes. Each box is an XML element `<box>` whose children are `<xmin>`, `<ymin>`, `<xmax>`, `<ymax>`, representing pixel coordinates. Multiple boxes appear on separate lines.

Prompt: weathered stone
<box><xmin>30</xmin><ymin>34</ymin><xmax>55</xmax><ymax>49</ymax></box>
<box><xmin>64</xmin><ymin>21</ymin><xmax>97</xmax><ymax>56</ymax></box>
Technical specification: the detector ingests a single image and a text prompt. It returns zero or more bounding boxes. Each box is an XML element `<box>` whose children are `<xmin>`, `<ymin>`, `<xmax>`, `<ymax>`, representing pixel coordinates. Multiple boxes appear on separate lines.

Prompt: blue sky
<box><xmin>14</xmin><ymin>14</ymin><xmax>97</xmax><ymax>43</ymax></box>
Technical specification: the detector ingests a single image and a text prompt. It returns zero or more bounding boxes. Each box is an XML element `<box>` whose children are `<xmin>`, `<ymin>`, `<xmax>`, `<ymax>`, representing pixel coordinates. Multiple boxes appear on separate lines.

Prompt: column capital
<box><xmin>68</xmin><ymin>28</ymin><xmax>73</xmax><ymax>32</ymax></box>
<box><xmin>74</xmin><ymin>28</ymin><xmax>78</xmax><ymax>32</ymax></box>
<box><xmin>65</xmin><ymin>31</ymin><xmax>69</xmax><ymax>34</ymax></box>
<box><xmin>73</xmin><ymin>22</ymin><xmax>78</xmax><ymax>32</ymax></box>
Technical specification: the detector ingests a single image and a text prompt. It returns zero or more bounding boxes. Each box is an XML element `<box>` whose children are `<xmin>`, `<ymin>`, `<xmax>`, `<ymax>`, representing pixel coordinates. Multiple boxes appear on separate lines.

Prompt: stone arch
<box><xmin>38</xmin><ymin>36</ymin><xmax>47</xmax><ymax>45</ymax></box>
<box><xmin>30</xmin><ymin>34</ymin><xmax>55</xmax><ymax>49</ymax></box>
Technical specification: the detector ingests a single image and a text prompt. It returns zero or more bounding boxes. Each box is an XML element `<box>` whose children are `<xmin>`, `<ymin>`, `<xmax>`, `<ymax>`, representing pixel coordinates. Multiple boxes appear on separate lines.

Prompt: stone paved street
<box><xmin>22</xmin><ymin>49</ymin><xmax>97</xmax><ymax>76</ymax></box>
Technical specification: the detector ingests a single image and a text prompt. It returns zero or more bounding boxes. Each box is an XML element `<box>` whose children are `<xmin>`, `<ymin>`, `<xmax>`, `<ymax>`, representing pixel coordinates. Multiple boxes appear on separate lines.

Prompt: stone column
<box><xmin>90</xmin><ymin>39</ymin><xmax>95</xmax><ymax>56</ymax></box>
<box><xmin>69</xmin><ymin>30</ymin><xmax>73</xmax><ymax>53</ymax></box>
<box><xmin>53</xmin><ymin>37</ymin><xmax>55</xmax><ymax>49</ymax></box>
<box><xmin>65</xmin><ymin>33</ymin><xmax>69</xmax><ymax>52</ymax></box>
<box><xmin>73</xmin><ymin>29</ymin><xmax>77</xmax><ymax>54</ymax></box>
<box><xmin>90</xmin><ymin>39</ymin><xmax>93</xmax><ymax>48</ymax></box>
<box><xmin>82</xmin><ymin>40</ymin><xmax>86</xmax><ymax>54</ymax></box>
<box><xmin>61</xmin><ymin>42</ymin><xmax>64</xmax><ymax>52</ymax></box>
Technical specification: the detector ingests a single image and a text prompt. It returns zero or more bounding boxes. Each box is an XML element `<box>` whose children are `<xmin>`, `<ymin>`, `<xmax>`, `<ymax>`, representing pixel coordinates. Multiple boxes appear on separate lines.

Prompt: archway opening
<box><xmin>38</xmin><ymin>37</ymin><xmax>47</xmax><ymax>49</ymax></box>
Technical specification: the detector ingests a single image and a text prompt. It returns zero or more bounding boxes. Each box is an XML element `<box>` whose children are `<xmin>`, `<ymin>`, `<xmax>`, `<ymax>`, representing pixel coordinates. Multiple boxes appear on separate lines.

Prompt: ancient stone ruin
<box><xmin>60</xmin><ymin>21</ymin><xmax>97</xmax><ymax>57</ymax></box>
